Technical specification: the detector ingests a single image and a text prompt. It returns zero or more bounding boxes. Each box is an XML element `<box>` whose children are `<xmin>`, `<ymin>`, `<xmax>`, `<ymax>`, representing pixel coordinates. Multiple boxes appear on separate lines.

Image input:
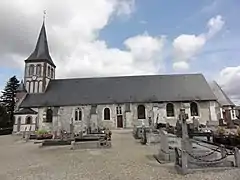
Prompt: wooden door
<box><xmin>117</xmin><ymin>115</ymin><xmax>123</xmax><ymax>128</ymax></box>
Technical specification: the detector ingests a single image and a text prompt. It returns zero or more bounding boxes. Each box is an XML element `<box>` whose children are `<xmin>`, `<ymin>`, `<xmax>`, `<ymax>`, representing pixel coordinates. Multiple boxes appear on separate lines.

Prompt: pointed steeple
<box><xmin>25</xmin><ymin>21</ymin><xmax>56</xmax><ymax>67</ymax></box>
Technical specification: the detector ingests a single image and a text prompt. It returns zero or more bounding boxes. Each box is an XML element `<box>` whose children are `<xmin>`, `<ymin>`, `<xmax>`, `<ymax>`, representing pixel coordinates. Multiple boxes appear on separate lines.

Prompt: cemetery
<box><xmin>4</xmin><ymin>106</ymin><xmax>240</xmax><ymax>178</ymax></box>
<box><xmin>21</xmin><ymin>120</ymin><xmax>112</xmax><ymax>150</ymax></box>
<box><xmin>17</xmin><ymin>106</ymin><xmax>240</xmax><ymax>176</ymax></box>
<box><xmin>134</xmin><ymin>108</ymin><xmax>240</xmax><ymax>175</ymax></box>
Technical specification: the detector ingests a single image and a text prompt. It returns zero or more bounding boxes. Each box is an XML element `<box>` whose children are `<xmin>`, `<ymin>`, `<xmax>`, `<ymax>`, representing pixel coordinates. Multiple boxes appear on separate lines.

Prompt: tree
<box><xmin>0</xmin><ymin>105</ymin><xmax>9</xmax><ymax>128</ymax></box>
<box><xmin>0</xmin><ymin>76</ymin><xmax>19</xmax><ymax>126</ymax></box>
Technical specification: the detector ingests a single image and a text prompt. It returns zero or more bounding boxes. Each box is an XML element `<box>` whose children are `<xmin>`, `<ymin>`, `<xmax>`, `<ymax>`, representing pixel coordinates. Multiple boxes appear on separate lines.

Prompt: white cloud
<box><xmin>0</xmin><ymin>0</ymin><xmax>166</xmax><ymax>79</ymax></box>
<box><xmin>59</xmin><ymin>33</ymin><xmax>165</xmax><ymax>78</ymax></box>
<box><xmin>172</xmin><ymin>34</ymin><xmax>206</xmax><ymax>69</ymax></box>
<box><xmin>206</xmin><ymin>15</ymin><xmax>225</xmax><ymax>38</ymax></box>
<box><xmin>172</xmin><ymin>15</ymin><xmax>225</xmax><ymax>71</ymax></box>
<box><xmin>217</xmin><ymin>66</ymin><xmax>240</xmax><ymax>105</ymax></box>
<box><xmin>173</xmin><ymin>61</ymin><xmax>189</xmax><ymax>71</ymax></box>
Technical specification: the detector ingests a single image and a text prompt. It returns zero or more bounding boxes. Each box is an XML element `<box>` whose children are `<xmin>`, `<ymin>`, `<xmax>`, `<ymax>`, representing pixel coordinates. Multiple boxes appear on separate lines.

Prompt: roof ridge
<box><xmin>52</xmin><ymin>73</ymin><xmax>204</xmax><ymax>81</ymax></box>
<box><xmin>214</xmin><ymin>81</ymin><xmax>235</xmax><ymax>106</ymax></box>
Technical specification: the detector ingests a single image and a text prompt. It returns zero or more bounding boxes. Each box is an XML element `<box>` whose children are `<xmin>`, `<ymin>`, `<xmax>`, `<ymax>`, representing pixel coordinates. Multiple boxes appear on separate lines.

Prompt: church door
<box><xmin>116</xmin><ymin>106</ymin><xmax>123</xmax><ymax>128</ymax></box>
<box><xmin>117</xmin><ymin>115</ymin><xmax>123</xmax><ymax>128</ymax></box>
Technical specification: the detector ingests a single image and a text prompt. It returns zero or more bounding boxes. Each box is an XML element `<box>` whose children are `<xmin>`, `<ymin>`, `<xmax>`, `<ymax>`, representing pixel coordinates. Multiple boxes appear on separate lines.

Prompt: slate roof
<box><xmin>25</xmin><ymin>22</ymin><xmax>56</xmax><ymax>67</ymax></box>
<box><xmin>16</xmin><ymin>80</ymin><xmax>27</xmax><ymax>92</ymax></box>
<box><xmin>208</xmin><ymin>81</ymin><xmax>235</xmax><ymax>106</ymax></box>
<box><xmin>14</xmin><ymin>108</ymin><xmax>37</xmax><ymax>115</ymax></box>
<box><xmin>20</xmin><ymin>73</ymin><xmax>217</xmax><ymax>108</ymax></box>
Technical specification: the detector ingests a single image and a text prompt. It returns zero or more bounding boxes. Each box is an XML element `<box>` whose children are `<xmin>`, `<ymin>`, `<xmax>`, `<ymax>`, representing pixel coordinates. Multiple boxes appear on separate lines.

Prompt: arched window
<box><xmin>166</xmin><ymin>103</ymin><xmax>175</xmax><ymax>117</ymax></box>
<box><xmin>46</xmin><ymin>108</ymin><xmax>53</xmax><ymax>122</ymax></box>
<box><xmin>190</xmin><ymin>102</ymin><xmax>199</xmax><ymax>116</ymax></box>
<box><xmin>74</xmin><ymin>108</ymin><xmax>82</xmax><ymax>121</ymax></box>
<box><xmin>29</xmin><ymin>65</ymin><xmax>34</xmax><ymax>76</ymax></box>
<box><xmin>104</xmin><ymin>108</ymin><xmax>110</xmax><ymax>120</ymax></box>
<box><xmin>25</xmin><ymin>116</ymin><xmax>32</xmax><ymax>124</ymax></box>
<box><xmin>137</xmin><ymin>105</ymin><xmax>146</xmax><ymax>119</ymax></box>
<box><xmin>47</xmin><ymin>66</ymin><xmax>50</xmax><ymax>77</ymax></box>
<box><xmin>36</xmin><ymin>64</ymin><xmax>42</xmax><ymax>76</ymax></box>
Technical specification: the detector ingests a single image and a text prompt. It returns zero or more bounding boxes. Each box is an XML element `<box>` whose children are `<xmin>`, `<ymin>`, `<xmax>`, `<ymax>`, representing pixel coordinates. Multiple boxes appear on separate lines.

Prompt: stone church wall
<box><xmin>13</xmin><ymin>100</ymin><xmax>218</xmax><ymax>133</ymax></box>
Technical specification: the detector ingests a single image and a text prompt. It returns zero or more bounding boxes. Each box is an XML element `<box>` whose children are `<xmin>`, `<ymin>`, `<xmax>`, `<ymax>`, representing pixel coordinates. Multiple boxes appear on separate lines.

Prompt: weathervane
<box><xmin>43</xmin><ymin>10</ymin><xmax>46</xmax><ymax>22</ymax></box>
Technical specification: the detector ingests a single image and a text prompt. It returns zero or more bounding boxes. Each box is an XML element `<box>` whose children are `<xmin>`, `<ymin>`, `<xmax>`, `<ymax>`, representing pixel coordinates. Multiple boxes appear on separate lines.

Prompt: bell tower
<box><xmin>24</xmin><ymin>15</ymin><xmax>56</xmax><ymax>94</ymax></box>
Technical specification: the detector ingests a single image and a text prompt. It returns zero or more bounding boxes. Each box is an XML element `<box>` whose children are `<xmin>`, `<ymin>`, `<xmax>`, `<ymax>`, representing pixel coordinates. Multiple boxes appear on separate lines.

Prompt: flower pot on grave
<box><xmin>228</xmin><ymin>135</ymin><xmax>236</xmax><ymax>146</ymax></box>
<box><xmin>43</xmin><ymin>134</ymin><xmax>53</xmax><ymax>139</ymax></box>
<box><xmin>221</xmin><ymin>135</ymin><xmax>228</xmax><ymax>145</ymax></box>
<box><xmin>213</xmin><ymin>134</ymin><xmax>224</xmax><ymax>145</ymax></box>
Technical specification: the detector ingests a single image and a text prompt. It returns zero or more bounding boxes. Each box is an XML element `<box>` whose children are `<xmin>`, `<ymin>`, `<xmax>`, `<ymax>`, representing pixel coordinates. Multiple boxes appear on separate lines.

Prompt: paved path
<box><xmin>0</xmin><ymin>130</ymin><xmax>239</xmax><ymax>180</ymax></box>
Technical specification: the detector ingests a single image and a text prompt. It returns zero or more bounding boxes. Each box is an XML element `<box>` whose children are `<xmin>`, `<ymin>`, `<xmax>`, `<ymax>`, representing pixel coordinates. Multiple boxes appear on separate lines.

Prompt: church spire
<box><xmin>25</xmin><ymin>12</ymin><xmax>55</xmax><ymax>67</ymax></box>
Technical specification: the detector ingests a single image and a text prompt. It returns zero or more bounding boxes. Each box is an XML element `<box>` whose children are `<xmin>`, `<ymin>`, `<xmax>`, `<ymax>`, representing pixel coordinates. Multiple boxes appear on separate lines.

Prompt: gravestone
<box><xmin>141</xmin><ymin>127</ymin><xmax>147</xmax><ymax>145</ymax></box>
<box><xmin>148</xmin><ymin>117</ymin><xmax>152</xmax><ymax>127</ymax></box>
<box><xmin>70</xmin><ymin>118</ymin><xmax>74</xmax><ymax>139</ymax></box>
<box><xmin>178</xmin><ymin>108</ymin><xmax>190</xmax><ymax>174</ymax></box>
<box><xmin>158</xmin><ymin>129</ymin><xmax>169</xmax><ymax>161</ymax></box>
<box><xmin>22</xmin><ymin>127</ymin><xmax>27</xmax><ymax>138</ymax></box>
<box><xmin>175</xmin><ymin>120</ymin><xmax>182</xmax><ymax>137</ymax></box>
<box><xmin>234</xmin><ymin>147</ymin><xmax>240</xmax><ymax>167</ymax></box>
<box><xmin>219</xmin><ymin>119</ymin><xmax>224</xmax><ymax>126</ymax></box>
<box><xmin>192</xmin><ymin>117</ymin><xmax>199</xmax><ymax>132</ymax></box>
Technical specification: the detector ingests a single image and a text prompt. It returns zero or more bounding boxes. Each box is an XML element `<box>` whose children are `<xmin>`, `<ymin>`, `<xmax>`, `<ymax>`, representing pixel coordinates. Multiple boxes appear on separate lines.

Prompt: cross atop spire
<box><xmin>43</xmin><ymin>10</ymin><xmax>46</xmax><ymax>23</ymax></box>
<box><xmin>25</xmin><ymin>16</ymin><xmax>56</xmax><ymax>68</ymax></box>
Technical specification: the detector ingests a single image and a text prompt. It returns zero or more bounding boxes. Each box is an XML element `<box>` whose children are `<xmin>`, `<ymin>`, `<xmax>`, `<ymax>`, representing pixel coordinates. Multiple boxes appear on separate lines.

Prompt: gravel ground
<box><xmin>0</xmin><ymin>130</ymin><xmax>240</xmax><ymax>180</ymax></box>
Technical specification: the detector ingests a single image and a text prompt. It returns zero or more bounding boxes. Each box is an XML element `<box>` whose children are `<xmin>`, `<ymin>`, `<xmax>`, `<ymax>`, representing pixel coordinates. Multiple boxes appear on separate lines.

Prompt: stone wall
<box><xmin>13</xmin><ymin>100</ymin><xmax>218</xmax><ymax>133</ymax></box>
<box><xmin>34</xmin><ymin>100</ymin><xmax>218</xmax><ymax>132</ymax></box>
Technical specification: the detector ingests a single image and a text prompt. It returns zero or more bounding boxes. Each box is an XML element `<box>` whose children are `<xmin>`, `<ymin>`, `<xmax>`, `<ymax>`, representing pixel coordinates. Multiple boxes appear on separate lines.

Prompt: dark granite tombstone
<box><xmin>219</xmin><ymin>119</ymin><xmax>224</xmax><ymax>126</ymax></box>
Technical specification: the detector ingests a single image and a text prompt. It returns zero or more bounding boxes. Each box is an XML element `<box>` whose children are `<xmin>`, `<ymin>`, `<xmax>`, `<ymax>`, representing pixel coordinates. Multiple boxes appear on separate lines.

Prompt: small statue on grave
<box><xmin>141</xmin><ymin>127</ymin><xmax>147</xmax><ymax>145</ymax></box>
<box><xmin>148</xmin><ymin>117</ymin><xmax>152</xmax><ymax>127</ymax></box>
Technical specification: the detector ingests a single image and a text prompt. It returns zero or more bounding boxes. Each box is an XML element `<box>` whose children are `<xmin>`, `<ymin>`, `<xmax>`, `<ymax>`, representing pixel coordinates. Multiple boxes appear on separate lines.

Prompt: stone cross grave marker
<box><xmin>158</xmin><ymin>129</ymin><xmax>169</xmax><ymax>161</ymax></box>
<box><xmin>70</xmin><ymin>118</ymin><xmax>74</xmax><ymax>139</ymax></box>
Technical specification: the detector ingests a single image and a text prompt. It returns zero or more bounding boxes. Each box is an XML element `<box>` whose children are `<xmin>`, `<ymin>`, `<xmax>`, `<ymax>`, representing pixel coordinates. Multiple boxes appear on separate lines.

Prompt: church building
<box><xmin>13</xmin><ymin>20</ymin><xmax>224</xmax><ymax>134</ymax></box>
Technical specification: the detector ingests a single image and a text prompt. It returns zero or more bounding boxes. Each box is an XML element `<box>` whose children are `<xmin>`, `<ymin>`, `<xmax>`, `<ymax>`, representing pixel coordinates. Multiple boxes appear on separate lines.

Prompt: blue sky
<box><xmin>99</xmin><ymin>0</ymin><xmax>240</xmax><ymax>79</ymax></box>
<box><xmin>0</xmin><ymin>0</ymin><xmax>239</xmax><ymax>102</ymax></box>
